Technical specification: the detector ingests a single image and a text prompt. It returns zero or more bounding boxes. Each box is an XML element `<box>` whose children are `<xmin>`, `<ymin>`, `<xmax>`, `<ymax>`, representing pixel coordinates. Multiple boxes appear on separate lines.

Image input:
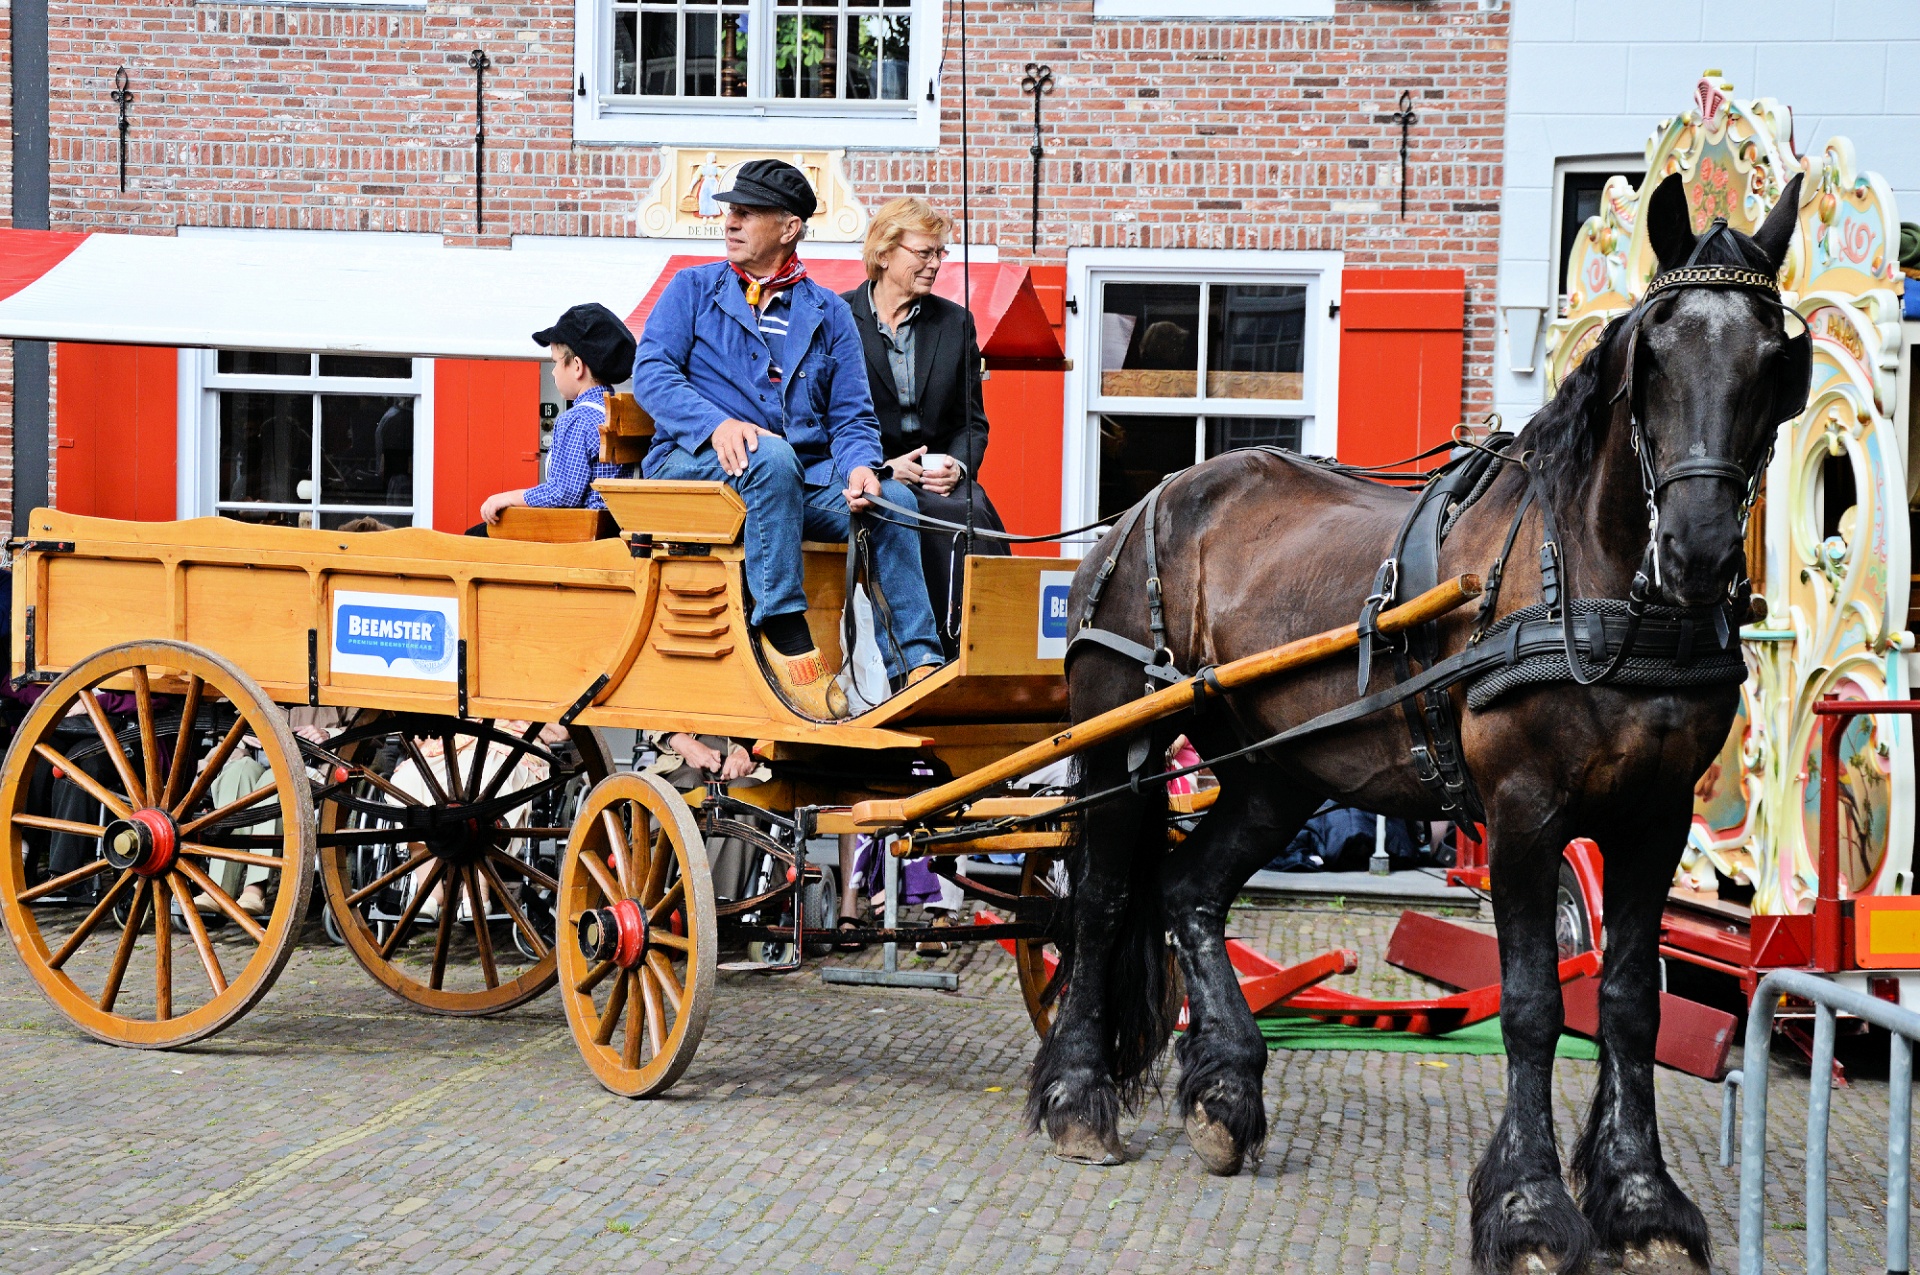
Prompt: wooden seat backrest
<box><xmin>489</xmin><ymin>506</ymin><xmax>617</xmax><ymax>543</ymax></box>
<box><xmin>599</xmin><ymin>393</ymin><xmax>655</xmax><ymax>465</ymax></box>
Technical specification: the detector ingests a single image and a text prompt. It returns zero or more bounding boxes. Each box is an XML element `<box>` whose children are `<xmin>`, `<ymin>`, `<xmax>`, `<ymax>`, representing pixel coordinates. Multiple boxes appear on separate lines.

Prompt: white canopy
<box><xmin>0</xmin><ymin>229</ymin><xmax>698</xmax><ymax>359</ymax></box>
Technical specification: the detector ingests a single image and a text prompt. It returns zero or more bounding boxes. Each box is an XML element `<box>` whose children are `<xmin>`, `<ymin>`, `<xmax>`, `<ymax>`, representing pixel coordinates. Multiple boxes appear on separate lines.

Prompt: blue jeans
<box><xmin>648</xmin><ymin>438</ymin><xmax>944</xmax><ymax>678</ymax></box>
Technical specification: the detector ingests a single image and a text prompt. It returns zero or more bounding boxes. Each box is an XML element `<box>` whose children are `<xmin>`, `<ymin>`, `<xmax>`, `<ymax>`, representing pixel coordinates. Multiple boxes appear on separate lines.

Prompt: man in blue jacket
<box><xmin>634</xmin><ymin>159</ymin><xmax>944</xmax><ymax>720</ymax></box>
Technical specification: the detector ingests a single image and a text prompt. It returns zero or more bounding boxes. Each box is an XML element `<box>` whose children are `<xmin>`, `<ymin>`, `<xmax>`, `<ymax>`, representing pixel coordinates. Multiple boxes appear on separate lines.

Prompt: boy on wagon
<box><xmin>479</xmin><ymin>302</ymin><xmax>638</xmax><ymax>527</ymax></box>
<box><xmin>633</xmin><ymin>159</ymin><xmax>943</xmax><ymax>720</ymax></box>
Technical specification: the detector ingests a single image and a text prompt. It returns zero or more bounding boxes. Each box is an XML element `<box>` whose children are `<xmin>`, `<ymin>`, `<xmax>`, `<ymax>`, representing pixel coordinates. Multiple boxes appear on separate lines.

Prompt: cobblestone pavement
<box><xmin>0</xmin><ymin>898</ymin><xmax>1906</xmax><ymax>1274</ymax></box>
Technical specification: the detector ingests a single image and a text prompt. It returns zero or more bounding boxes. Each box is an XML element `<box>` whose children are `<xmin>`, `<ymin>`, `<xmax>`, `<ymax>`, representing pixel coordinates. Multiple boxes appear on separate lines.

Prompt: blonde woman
<box><xmin>841</xmin><ymin>197</ymin><xmax>1010</xmax><ymax>661</ymax></box>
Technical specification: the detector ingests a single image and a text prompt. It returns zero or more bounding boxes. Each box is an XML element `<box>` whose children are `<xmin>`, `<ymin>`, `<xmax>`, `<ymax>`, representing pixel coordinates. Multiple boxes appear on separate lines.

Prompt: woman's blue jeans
<box><xmin>648</xmin><ymin>437</ymin><xmax>944</xmax><ymax>678</ymax></box>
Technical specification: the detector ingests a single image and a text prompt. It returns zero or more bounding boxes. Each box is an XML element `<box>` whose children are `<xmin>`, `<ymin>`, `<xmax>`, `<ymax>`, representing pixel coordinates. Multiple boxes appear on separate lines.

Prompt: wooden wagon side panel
<box><xmin>182</xmin><ymin>564</ymin><xmax>311</xmax><ymax>687</ymax></box>
<box><xmin>39</xmin><ymin>556</ymin><xmax>170</xmax><ymax>668</ymax></box>
<box><xmin>473</xmin><ymin>580</ymin><xmax>638</xmax><ymax>705</ymax></box>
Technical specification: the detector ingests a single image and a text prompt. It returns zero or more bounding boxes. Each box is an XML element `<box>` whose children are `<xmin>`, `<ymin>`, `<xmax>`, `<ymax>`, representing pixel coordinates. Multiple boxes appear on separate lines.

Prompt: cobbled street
<box><xmin>0</xmin><ymin>898</ymin><xmax>1903</xmax><ymax>1274</ymax></box>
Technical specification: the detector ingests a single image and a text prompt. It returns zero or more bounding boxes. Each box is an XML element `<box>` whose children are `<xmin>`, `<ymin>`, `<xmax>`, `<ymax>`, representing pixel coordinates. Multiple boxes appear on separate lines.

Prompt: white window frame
<box><xmin>1092</xmin><ymin>0</ymin><xmax>1333</xmax><ymax>17</ymax></box>
<box><xmin>1551</xmin><ymin>156</ymin><xmax>1643</xmax><ymax>313</ymax></box>
<box><xmin>574</xmin><ymin>0</ymin><xmax>943</xmax><ymax>149</ymax></box>
<box><xmin>178</xmin><ymin>348</ymin><xmax>435</xmax><ymax>528</ymax></box>
<box><xmin>1061</xmin><ymin>248</ymin><xmax>1343</xmax><ymax>546</ymax></box>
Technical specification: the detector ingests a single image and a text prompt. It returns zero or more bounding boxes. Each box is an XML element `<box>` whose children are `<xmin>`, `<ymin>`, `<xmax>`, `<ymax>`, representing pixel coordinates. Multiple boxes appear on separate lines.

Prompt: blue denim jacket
<box><xmin>633</xmin><ymin>261</ymin><xmax>884</xmax><ymax>486</ymax></box>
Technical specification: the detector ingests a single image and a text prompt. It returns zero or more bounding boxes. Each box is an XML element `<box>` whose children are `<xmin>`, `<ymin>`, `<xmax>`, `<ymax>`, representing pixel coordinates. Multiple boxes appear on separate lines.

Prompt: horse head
<box><xmin>1616</xmin><ymin>170</ymin><xmax>1812</xmax><ymax>607</ymax></box>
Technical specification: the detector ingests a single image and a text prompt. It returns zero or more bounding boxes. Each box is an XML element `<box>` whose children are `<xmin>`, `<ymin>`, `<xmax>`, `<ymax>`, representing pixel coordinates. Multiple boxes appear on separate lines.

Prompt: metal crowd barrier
<box><xmin>1725</xmin><ymin>968</ymin><xmax>1916</xmax><ymax>1274</ymax></box>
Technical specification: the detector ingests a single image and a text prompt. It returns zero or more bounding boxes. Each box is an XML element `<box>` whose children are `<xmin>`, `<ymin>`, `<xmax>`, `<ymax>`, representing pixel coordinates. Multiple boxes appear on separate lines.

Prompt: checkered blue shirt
<box><xmin>523</xmin><ymin>385</ymin><xmax>635</xmax><ymax>511</ymax></box>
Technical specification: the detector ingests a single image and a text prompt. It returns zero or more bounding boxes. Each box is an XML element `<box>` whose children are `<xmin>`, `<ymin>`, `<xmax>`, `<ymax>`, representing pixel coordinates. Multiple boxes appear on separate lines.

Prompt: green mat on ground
<box><xmin>1257</xmin><ymin>1013</ymin><xmax>1599</xmax><ymax>1059</ymax></box>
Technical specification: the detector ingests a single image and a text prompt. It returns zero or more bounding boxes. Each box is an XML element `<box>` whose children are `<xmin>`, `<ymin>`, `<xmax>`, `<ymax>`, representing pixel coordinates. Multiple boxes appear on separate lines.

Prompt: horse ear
<box><xmin>1646</xmin><ymin>173</ymin><xmax>1695</xmax><ymax>274</ymax></box>
<box><xmin>1752</xmin><ymin>172</ymin><xmax>1805</xmax><ymax>274</ymax></box>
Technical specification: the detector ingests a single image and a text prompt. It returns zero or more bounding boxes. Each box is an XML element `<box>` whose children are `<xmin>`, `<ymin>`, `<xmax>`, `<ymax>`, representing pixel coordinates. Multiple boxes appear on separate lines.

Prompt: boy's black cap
<box><xmin>532</xmin><ymin>302</ymin><xmax>636</xmax><ymax>386</ymax></box>
<box><xmin>712</xmin><ymin>159</ymin><xmax>818</xmax><ymax>221</ymax></box>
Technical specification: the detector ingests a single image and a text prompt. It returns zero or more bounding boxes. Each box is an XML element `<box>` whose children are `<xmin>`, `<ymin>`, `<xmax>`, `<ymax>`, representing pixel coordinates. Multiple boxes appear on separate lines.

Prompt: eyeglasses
<box><xmin>902</xmin><ymin>244</ymin><xmax>950</xmax><ymax>265</ymax></box>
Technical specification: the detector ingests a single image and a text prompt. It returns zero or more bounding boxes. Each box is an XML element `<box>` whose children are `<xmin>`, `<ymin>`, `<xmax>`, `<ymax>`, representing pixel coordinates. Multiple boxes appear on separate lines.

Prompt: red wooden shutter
<box><xmin>979</xmin><ymin>264</ymin><xmax>1067</xmax><ymax>558</ymax></box>
<box><xmin>1335</xmin><ymin>269</ymin><xmax>1466</xmax><ymax>468</ymax></box>
<box><xmin>433</xmin><ymin>359</ymin><xmax>542</xmax><ymax>532</ymax></box>
<box><xmin>54</xmin><ymin>343</ymin><xmax>178</xmax><ymax>520</ymax></box>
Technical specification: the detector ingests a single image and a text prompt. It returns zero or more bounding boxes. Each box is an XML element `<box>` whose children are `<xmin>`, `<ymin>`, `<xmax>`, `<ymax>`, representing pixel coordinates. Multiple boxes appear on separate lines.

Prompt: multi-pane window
<box><xmin>208</xmin><ymin>352</ymin><xmax>422</xmax><ymax>529</ymax></box>
<box><xmin>615</xmin><ymin>0</ymin><xmax>750</xmax><ymax>98</ymax></box>
<box><xmin>609</xmin><ymin>0</ymin><xmax>913</xmax><ymax>104</ymax></box>
<box><xmin>1091</xmin><ymin>277</ymin><xmax>1313</xmax><ymax>520</ymax></box>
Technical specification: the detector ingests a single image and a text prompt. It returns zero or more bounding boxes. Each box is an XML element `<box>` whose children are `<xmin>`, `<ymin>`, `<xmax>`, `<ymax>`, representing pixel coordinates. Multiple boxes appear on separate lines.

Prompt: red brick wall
<box><xmin>20</xmin><ymin>0</ymin><xmax>1507</xmax><ymax>526</ymax></box>
<box><xmin>38</xmin><ymin>0</ymin><xmax>1507</xmax><ymax>380</ymax></box>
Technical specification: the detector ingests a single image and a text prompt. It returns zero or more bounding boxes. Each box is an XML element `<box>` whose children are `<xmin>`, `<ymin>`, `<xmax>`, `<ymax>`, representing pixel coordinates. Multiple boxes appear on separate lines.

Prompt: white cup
<box><xmin>921</xmin><ymin>453</ymin><xmax>954</xmax><ymax>475</ymax></box>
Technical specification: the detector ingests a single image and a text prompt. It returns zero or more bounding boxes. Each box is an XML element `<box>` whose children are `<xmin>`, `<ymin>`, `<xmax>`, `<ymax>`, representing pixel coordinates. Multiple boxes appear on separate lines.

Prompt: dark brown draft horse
<box><xmin>1031</xmin><ymin>172</ymin><xmax>1809</xmax><ymax>1274</ymax></box>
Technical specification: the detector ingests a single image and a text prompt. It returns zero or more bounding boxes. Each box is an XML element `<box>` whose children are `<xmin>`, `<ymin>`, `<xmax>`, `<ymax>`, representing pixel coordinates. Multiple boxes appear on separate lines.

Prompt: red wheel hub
<box><xmin>610</xmin><ymin>898</ymin><xmax>648</xmax><ymax>969</ymax></box>
<box><xmin>578</xmin><ymin>897</ymin><xmax>650</xmax><ymax>970</ymax></box>
<box><xmin>103</xmin><ymin>808</ymin><xmax>180</xmax><ymax>877</ymax></box>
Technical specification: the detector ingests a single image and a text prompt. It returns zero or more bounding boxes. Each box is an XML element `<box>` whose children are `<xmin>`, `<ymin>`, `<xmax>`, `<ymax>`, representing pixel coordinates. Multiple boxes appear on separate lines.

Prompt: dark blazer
<box><xmin>839</xmin><ymin>284</ymin><xmax>990</xmax><ymax>475</ymax></box>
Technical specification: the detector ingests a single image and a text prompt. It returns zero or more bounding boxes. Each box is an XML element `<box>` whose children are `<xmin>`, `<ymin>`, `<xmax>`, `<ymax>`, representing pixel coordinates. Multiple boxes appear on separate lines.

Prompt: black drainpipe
<box><xmin>11</xmin><ymin>0</ymin><xmax>50</xmax><ymax>533</ymax></box>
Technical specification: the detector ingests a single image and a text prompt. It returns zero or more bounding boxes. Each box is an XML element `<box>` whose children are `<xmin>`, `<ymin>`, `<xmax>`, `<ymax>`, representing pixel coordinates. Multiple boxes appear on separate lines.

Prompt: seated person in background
<box><xmin>634</xmin><ymin>159</ymin><xmax>943</xmax><ymax>720</ymax></box>
<box><xmin>842</xmin><ymin>197</ymin><xmax>1010</xmax><ymax>660</ymax></box>
<box><xmin>477</xmin><ymin>302</ymin><xmax>638</xmax><ymax>529</ymax></box>
<box><xmin>646</xmin><ymin>732</ymin><xmax>765</xmax><ymax>905</ymax></box>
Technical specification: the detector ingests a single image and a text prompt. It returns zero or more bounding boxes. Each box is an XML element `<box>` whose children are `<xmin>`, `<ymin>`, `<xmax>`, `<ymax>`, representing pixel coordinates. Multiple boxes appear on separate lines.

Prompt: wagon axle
<box><xmin>578</xmin><ymin>898</ymin><xmax>649</xmax><ymax>970</ymax></box>
<box><xmin>103</xmin><ymin>809</ymin><xmax>179</xmax><ymax>877</ymax></box>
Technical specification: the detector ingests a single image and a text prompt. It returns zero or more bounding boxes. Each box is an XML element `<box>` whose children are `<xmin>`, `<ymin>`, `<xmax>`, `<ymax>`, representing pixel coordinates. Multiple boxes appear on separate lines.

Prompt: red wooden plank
<box><xmin>1387</xmin><ymin>909</ymin><xmax>1499</xmax><ymax>989</ymax></box>
<box><xmin>1387</xmin><ymin>911</ymin><xmax>1736</xmax><ymax>1079</ymax></box>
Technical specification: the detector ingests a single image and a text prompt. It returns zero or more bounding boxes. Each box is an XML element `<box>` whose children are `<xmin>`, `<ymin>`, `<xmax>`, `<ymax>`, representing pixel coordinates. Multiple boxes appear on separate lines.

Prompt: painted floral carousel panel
<box><xmin>1544</xmin><ymin>74</ymin><xmax>1910</xmax><ymax>916</ymax></box>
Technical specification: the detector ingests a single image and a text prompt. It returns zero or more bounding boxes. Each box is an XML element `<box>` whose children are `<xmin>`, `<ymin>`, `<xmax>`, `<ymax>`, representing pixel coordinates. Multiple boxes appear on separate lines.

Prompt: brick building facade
<box><xmin>1</xmin><ymin>0</ymin><xmax>1510</xmax><ymax>537</ymax></box>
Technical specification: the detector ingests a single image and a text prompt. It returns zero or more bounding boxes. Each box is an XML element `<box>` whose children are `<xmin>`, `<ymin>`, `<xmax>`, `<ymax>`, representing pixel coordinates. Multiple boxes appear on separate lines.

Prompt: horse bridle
<box><xmin>1538</xmin><ymin>222</ymin><xmax>1811</xmax><ymax>682</ymax></box>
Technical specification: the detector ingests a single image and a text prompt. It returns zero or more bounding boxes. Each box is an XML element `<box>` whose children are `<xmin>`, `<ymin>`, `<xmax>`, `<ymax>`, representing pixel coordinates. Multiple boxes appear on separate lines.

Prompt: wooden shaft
<box><xmin>851</xmin><ymin>573</ymin><xmax>1481</xmax><ymax>830</ymax></box>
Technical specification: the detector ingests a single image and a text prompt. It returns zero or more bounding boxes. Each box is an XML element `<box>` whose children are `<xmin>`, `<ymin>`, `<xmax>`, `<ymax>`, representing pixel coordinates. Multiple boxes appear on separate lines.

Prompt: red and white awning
<box><xmin>0</xmin><ymin>230</ymin><xmax>1063</xmax><ymax>368</ymax></box>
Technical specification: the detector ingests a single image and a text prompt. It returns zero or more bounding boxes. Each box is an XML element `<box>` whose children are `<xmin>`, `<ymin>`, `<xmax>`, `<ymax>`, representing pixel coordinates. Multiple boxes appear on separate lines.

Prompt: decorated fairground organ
<box><xmin>1545</xmin><ymin>75</ymin><xmax>1911</xmax><ymax>919</ymax></box>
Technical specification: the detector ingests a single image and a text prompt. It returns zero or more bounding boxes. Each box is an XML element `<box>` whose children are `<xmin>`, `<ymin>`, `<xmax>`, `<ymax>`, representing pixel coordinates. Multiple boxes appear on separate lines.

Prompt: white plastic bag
<box><xmin>835</xmin><ymin>584</ymin><xmax>892</xmax><ymax>714</ymax></box>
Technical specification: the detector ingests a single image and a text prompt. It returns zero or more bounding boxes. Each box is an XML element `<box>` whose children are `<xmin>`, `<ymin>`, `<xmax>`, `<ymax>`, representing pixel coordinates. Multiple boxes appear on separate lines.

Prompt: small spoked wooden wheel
<box><xmin>315</xmin><ymin>715</ymin><xmax>611</xmax><ymax>1015</ymax></box>
<box><xmin>557</xmin><ymin>771</ymin><xmax>716</xmax><ymax>1097</ymax></box>
<box><xmin>0</xmin><ymin>641</ymin><xmax>315</xmax><ymax>1048</ymax></box>
<box><xmin>1014</xmin><ymin>847</ymin><xmax>1071</xmax><ymax>1038</ymax></box>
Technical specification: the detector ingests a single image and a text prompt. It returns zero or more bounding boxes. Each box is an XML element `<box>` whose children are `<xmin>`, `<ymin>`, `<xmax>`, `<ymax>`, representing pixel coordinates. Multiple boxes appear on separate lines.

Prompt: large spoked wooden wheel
<box><xmin>0</xmin><ymin>641</ymin><xmax>315</xmax><ymax>1048</ymax></box>
<box><xmin>558</xmin><ymin>771</ymin><xmax>715</xmax><ymax>1097</ymax></box>
<box><xmin>1014</xmin><ymin>847</ymin><xmax>1070</xmax><ymax>1038</ymax></box>
<box><xmin>315</xmin><ymin>715</ymin><xmax>611</xmax><ymax>1015</ymax></box>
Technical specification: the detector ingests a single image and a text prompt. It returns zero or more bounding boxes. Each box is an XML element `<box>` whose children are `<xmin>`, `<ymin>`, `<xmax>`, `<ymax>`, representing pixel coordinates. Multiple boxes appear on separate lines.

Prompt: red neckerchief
<box><xmin>731</xmin><ymin>255</ymin><xmax>808</xmax><ymax>308</ymax></box>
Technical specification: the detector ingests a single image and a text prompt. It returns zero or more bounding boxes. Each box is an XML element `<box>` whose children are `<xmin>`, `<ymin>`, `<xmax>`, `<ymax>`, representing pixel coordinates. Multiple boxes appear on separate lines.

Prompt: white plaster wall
<box><xmin>1494</xmin><ymin>0</ymin><xmax>1920</xmax><ymax>428</ymax></box>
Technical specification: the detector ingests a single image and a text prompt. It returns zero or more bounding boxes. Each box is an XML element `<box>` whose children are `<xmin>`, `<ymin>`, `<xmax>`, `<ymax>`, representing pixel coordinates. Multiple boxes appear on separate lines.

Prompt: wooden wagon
<box><xmin>0</xmin><ymin>475</ymin><xmax>1475</xmax><ymax>1094</ymax></box>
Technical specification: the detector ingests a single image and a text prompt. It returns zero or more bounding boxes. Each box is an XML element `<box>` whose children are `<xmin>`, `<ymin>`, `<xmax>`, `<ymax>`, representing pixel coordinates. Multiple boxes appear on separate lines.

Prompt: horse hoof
<box><xmin>1184</xmin><ymin>1105</ymin><xmax>1249</xmax><ymax>1176</ymax></box>
<box><xmin>1508</xmin><ymin>1253</ymin><xmax>1588</xmax><ymax>1275</ymax></box>
<box><xmin>1613</xmin><ymin>1240</ymin><xmax>1707</xmax><ymax>1274</ymax></box>
<box><xmin>1052</xmin><ymin>1122</ymin><xmax>1125</xmax><ymax>1166</ymax></box>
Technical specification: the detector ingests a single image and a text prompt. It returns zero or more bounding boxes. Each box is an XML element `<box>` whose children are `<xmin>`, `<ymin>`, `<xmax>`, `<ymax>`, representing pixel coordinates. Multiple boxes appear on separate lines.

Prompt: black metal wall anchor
<box><xmin>1390</xmin><ymin>88</ymin><xmax>1417</xmax><ymax>220</ymax></box>
<box><xmin>109</xmin><ymin>67</ymin><xmax>132</xmax><ymax>193</ymax></box>
<box><xmin>1020</xmin><ymin>62</ymin><xmax>1054</xmax><ymax>251</ymax></box>
<box><xmin>468</xmin><ymin>48</ymin><xmax>491</xmax><ymax>230</ymax></box>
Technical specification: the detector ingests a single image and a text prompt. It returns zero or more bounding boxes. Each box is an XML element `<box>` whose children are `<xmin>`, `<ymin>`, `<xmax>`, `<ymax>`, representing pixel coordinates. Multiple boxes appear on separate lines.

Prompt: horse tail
<box><xmin>1106</xmin><ymin>769</ymin><xmax>1178</xmax><ymax>1106</ymax></box>
<box><xmin>1025</xmin><ymin>746</ymin><xmax>1179</xmax><ymax>1140</ymax></box>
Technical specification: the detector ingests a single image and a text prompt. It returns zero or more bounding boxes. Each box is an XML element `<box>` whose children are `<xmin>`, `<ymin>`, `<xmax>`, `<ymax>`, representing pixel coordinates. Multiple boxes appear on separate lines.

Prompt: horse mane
<box><xmin>1517</xmin><ymin>218</ymin><xmax>1775</xmax><ymax>507</ymax></box>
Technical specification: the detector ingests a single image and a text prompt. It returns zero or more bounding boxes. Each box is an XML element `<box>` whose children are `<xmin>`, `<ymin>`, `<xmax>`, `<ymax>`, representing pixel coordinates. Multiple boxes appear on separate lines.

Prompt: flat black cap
<box><xmin>532</xmin><ymin>302</ymin><xmax>636</xmax><ymax>386</ymax></box>
<box><xmin>712</xmin><ymin>158</ymin><xmax>818</xmax><ymax>221</ymax></box>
